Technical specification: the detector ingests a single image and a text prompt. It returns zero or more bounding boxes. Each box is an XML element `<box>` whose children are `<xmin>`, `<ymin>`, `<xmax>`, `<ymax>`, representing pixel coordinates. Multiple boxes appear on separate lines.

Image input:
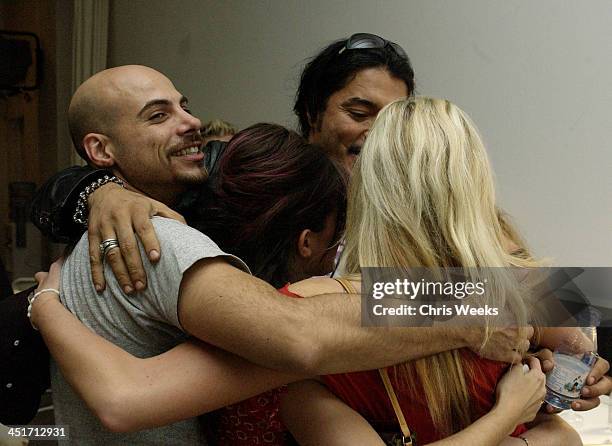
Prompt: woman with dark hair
<box><xmin>181</xmin><ymin>123</ymin><xmax>348</xmax><ymax>444</ymax></box>
<box><xmin>192</xmin><ymin>123</ymin><xmax>345</xmax><ymax>289</ymax></box>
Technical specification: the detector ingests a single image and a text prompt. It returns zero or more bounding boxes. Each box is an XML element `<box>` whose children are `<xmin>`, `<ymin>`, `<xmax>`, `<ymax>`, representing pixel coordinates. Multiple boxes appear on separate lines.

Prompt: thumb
<box><xmin>153</xmin><ymin>204</ymin><xmax>186</xmax><ymax>224</ymax></box>
<box><xmin>50</xmin><ymin>257</ymin><xmax>65</xmax><ymax>273</ymax></box>
<box><xmin>34</xmin><ymin>271</ymin><xmax>48</xmax><ymax>283</ymax></box>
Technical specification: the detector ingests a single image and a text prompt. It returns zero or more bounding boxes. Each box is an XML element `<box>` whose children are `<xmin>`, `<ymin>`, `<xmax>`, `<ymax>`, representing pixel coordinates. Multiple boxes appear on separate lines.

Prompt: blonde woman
<box><xmin>279</xmin><ymin>97</ymin><xmax>581</xmax><ymax>445</ymax></box>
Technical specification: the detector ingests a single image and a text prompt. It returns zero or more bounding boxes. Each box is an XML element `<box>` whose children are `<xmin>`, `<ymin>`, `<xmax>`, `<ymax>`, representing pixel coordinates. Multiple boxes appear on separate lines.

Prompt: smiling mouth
<box><xmin>171</xmin><ymin>145</ymin><xmax>201</xmax><ymax>157</ymax></box>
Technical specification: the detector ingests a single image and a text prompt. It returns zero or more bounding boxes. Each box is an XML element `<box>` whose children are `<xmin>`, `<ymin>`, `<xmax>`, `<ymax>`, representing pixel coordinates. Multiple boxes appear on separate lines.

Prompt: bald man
<box><xmin>48</xmin><ymin>65</ymin><xmax>228</xmax><ymax>445</ymax></box>
<box><xmin>69</xmin><ymin>65</ymin><xmax>206</xmax><ymax>204</ymax></box>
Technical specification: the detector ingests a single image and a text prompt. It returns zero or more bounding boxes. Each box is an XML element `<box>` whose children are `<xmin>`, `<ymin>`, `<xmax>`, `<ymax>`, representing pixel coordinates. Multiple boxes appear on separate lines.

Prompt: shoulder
<box><xmin>151</xmin><ymin>217</ymin><xmax>218</xmax><ymax>250</ymax></box>
<box><xmin>151</xmin><ymin>216</ymin><xmax>204</xmax><ymax>237</ymax></box>
<box><xmin>288</xmin><ymin>277</ymin><xmax>346</xmax><ymax>297</ymax></box>
<box><xmin>150</xmin><ymin>217</ymin><xmax>249</xmax><ymax>273</ymax></box>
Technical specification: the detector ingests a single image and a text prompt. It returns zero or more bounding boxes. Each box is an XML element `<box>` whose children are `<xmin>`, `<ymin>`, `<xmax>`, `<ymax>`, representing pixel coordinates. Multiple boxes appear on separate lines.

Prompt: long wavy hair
<box><xmin>191</xmin><ymin>123</ymin><xmax>347</xmax><ymax>288</ymax></box>
<box><xmin>340</xmin><ymin>97</ymin><xmax>540</xmax><ymax>436</ymax></box>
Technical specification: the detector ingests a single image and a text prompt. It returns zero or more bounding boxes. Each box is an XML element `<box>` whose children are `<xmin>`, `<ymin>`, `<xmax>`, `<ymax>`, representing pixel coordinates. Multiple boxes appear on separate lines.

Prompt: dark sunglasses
<box><xmin>338</xmin><ymin>33</ymin><xmax>408</xmax><ymax>59</ymax></box>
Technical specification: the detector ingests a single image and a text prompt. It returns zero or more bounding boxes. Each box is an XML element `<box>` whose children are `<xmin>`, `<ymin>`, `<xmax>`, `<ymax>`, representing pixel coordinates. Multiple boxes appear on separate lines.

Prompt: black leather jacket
<box><xmin>29</xmin><ymin>140</ymin><xmax>228</xmax><ymax>243</ymax></box>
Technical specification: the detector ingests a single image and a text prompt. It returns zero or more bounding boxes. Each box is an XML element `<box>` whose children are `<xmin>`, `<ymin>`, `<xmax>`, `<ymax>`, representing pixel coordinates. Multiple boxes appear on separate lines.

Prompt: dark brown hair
<box><xmin>191</xmin><ymin>123</ymin><xmax>347</xmax><ymax>287</ymax></box>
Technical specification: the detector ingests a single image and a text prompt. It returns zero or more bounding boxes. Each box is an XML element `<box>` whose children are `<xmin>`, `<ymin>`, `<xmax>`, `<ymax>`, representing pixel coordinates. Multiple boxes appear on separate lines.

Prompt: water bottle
<box><xmin>545</xmin><ymin>310</ymin><xmax>600</xmax><ymax>410</ymax></box>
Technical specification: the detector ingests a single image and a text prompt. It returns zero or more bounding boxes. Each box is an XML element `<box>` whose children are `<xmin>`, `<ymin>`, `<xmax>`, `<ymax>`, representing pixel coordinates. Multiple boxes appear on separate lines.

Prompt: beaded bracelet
<box><xmin>73</xmin><ymin>175</ymin><xmax>125</xmax><ymax>227</ymax></box>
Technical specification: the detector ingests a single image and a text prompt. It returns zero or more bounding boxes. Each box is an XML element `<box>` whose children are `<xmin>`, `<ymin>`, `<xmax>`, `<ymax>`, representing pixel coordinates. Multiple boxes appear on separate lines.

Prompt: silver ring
<box><xmin>100</xmin><ymin>238</ymin><xmax>120</xmax><ymax>257</ymax></box>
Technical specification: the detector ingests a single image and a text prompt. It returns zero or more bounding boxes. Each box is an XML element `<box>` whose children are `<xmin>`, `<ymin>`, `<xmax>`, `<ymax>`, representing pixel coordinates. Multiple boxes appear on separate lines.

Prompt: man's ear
<box><xmin>307</xmin><ymin>111</ymin><xmax>320</xmax><ymax>135</ymax></box>
<box><xmin>83</xmin><ymin>133</ymin><xmax>116</xmax><ymax>168</ymax></box>
<box><xmin>297</xmin><ymin>229</ymin><xmax>313</xmax><ymax>259</ymax></box>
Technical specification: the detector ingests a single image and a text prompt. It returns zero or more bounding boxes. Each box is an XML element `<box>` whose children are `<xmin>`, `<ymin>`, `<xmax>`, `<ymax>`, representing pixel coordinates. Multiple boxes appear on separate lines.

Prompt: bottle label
<box><xmin>546</xmin><ymin>352</ymin><xmax>595</xmax><ymax>399</ymax></box>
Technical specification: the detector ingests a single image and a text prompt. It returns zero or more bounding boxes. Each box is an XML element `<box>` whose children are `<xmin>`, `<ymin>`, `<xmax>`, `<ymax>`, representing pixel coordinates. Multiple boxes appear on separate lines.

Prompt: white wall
<box><xmin>108</xmin><ymin>0</ymin><xmax>612</xmax><ymax>266</ymax></box>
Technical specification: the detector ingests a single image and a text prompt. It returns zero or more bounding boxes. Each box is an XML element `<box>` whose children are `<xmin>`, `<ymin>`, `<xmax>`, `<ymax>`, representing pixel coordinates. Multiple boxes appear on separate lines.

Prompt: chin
<box><xmin>177</xmin><ymin>170</ymin><xmax>208</xmax><ymax>185</ymax></box>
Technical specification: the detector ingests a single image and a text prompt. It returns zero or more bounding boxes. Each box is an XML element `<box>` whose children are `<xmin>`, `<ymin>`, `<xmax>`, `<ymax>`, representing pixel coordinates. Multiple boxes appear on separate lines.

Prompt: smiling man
<box><xmin>68</xmin><ymin>65</ymin><xmax>207</xmax><ymax>205</ymax></box>
<box><xmin>295</xmin><ymin>33</ymin><xmax>414</xmax><ymax>170</ymax></box>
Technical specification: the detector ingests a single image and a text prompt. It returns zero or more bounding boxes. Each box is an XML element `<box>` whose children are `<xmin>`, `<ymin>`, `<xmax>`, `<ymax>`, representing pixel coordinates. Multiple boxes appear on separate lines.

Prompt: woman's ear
<box><xmin>297</xmin><ymin>229</ymin><xmax>313</xmax><ymax>259</ymax></box>
<box><xmin>83</xmin><ymin>133</ymin><xmax>116</xmax><ymax>168</ymax></box>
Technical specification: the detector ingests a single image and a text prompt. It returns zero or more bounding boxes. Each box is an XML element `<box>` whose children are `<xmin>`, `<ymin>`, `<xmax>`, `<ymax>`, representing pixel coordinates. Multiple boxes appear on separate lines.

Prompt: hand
<box><xmin>526</xmin><ymin>348</ymin><xmax>560</xmax><ymax>414</ymax></box>
<box><xmin>467</xmin><ymin>325</ymin><xmax>534</xmax><ymax>364</ymax></box>
<box><xmin>34</xmin><ymin>258</ymin><xmax>63</xmax><ymax>294</ymax></box>
<box><xmin>495</xmin><ymin>356</ymin><xmax>546</xmax><ymax>427</ymax></box>
<box><xmin>527</xmin><ymin>348</ymin><xmax>555</xmax><ymax>373</ymax></box>
<box><xmin>87</xmin><ymin>183</ymin><xmax>185</xmax><ymax>294</ymax></box>
<box><xmin>542</xmin><ymin>352</ymin><xmax>610</xmax><ymax>413</ymax></box>
<box><xmin>572</xmin><ymin>356</ymin><xmax>610</xmax><ymax>411</ymax></box>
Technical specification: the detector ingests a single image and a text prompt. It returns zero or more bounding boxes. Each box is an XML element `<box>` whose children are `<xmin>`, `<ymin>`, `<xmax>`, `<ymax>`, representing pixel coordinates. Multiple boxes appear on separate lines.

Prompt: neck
<box><xmin>112</xmin><ymin>171</ymin><xmax>184</xmax><ymax>207</ymax></box>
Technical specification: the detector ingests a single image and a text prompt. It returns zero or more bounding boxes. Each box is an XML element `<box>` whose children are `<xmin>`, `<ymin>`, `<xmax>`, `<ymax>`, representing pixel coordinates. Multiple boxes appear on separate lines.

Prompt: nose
<box><xmin>177</xmin><ymin>107</ymin><xmax>202</xmax><ymax>136</ymax></box>
<box><xmin>357</xmin><ymin>122</ymin><xmax>371</xmax><ymax>146</ymax></box>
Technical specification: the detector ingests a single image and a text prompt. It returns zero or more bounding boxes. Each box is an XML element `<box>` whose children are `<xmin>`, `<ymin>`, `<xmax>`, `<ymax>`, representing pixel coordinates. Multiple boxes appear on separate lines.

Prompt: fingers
<box><xmin>510</xmin><ymin>350</ymin><xmax>522</xmax><ymax>364</ymax></box>
<box><xmin>518</xmin><ymin>338</ymin><xmax>531</xmax><ymax>355</ymax></box>
<box><xmin>571</xmin><ymin>396</ymin><xmax>600</xmax><ymax>411</ymax></box>
<box><xmin>529</xmin><ymin>348</ymin><xmax>555</xmax><ymax>373</ymax></box>
<box><xmin>34</xmin><ymin>271</ymin><xmax>48</xmax><ymax>283</ymax></box>
<box><xmin>526</xmin><ymin>355</ymin><xmax>543</xmax><ymax>372</ymax></box>
<box><xmin>115</xmin><ymin>218</ymin><xmax>147</xmax><ymax>291</ymax></box>
<box><xmin>102</xmin><ymin>238</ymin><xmax>133</xmax><ymax>295</ymax></box>
<box><xmin>586</xmin><ymin>356</ymin><xmax>610</xmax><ymax>385</ymax></box>
<box><xmin>154</xmin><ymin>203</ymin><xmax>186</xmax><ymax>225</ymax></box>
<box><xmin>50</xmin><ymin>257</ymin><xmax>65</xmax><ymax>271</ymax></box>
<box><xmin>98</xmin><ymin>219</ymin><xmax>134</xmax><ymax>294</ymax></box>
<box><xmin>132</xmin><ymin>211</ymin><xmax>161</xmax><ymax>263</ymax></box>
<box><xmin>88</xmin><ymin>228</ymin><xmax>106</xmax><ymax>292</ymax></box>
<box><xmin>520</xmin><ymin>325</ymin><xmax>535</xmax><ymax>342</ymax></box>
<box><xmin>506</xmin><ymin>338</ymin><xmax>531</xmax><ymax>364</ymax></box>
<box><xmin>582</xmin><ymin>374</ymin><xmax>612</xmax><ymax>399</ymax></box>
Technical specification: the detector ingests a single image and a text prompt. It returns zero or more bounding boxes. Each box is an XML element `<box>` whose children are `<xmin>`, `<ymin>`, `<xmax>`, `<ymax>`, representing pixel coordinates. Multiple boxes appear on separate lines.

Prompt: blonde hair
<box><xmin>201</xmin><ymin>119</ymin><xmax>237</xmax><ymax>138</ymax></box>
<box><xmin>341</xmin><ymin>97</ymin><xmax>540</xmax><ymax>436</ymax></box>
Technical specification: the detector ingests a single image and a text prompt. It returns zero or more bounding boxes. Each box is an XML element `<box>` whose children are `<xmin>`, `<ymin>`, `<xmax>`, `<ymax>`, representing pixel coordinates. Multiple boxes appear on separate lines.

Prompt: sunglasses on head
<box><xmin>338</xmin><ymin>33</ymin><xmax>408</xmax><ymax>59</ymax></box>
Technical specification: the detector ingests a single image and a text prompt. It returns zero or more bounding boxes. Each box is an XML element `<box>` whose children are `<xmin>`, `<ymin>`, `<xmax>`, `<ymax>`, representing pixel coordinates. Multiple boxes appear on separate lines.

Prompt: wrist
<box><xmin>74</xmin><ymin>175</ymin><xmax>125</xmax><ymax>227</ymax></box>
<box><xmin>87</xmin><ymin>182</ymin><xmax>123</xmax><ymax>207</ymax></box>
<box><xmin>30</xmin><ymin>290</ymin><xmax>61</xmax><ymax>329</ymax></box>
<box><xmin>490</xmin><ymin>400</ymin><xmax>522</xmax><ymax>436</ymax></box>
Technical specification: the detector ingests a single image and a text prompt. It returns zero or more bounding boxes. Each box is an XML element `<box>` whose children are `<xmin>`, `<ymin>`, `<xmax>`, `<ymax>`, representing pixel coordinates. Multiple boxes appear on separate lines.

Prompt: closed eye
<box><xmin>347</xmin><ymin>110</ymin><xmax>369</xmax><ymax>120</ymax></box>
<box><xmin>149</xmin><ymin>112</ymin><xmax>167</xmax><ymax>121</ymax></box>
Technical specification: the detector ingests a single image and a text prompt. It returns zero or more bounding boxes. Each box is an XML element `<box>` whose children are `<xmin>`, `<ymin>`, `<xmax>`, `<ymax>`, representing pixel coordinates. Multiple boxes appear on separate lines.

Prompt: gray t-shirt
<box><xmin>52</xmin><ymin>217</ymin><xmax>249</xmax><ymax>445</ymax></box>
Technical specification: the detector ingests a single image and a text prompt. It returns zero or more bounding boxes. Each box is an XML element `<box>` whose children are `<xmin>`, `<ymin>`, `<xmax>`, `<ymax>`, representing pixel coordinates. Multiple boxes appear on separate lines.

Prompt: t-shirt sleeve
<box><xmin>136</xmin><ymin>217</ymin><xmax>250</xmax><ymax>330</ymax></box>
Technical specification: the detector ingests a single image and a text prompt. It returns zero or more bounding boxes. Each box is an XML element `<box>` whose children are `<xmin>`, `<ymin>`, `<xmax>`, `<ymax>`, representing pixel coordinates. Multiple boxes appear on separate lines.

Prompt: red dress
<box><xmin>213</xmin><ymin>285</ymin><xmax>526</xmax><ymax>445</ymax></box>
<box><xmin>211</xmin><ymin>286</ymin><xmax>301</xmax><ymax>445</ymax></box>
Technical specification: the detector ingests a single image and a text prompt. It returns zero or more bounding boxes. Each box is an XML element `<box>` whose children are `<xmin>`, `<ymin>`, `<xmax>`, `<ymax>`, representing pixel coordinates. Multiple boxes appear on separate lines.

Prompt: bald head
<box><xmin>68</xmin><ymin>65</ymin><xmax>175</xmax><ymax>162</ymax></box>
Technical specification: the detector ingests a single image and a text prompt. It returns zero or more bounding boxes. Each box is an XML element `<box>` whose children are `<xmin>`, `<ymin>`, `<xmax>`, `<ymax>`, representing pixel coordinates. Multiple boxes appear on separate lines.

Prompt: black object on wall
<box><xmin>9</xmin><ymin>182</ymin><xmax>37</xmax><ymax>248</ymax></box>
<box><xmin>0</xmin><ymin>30</ymin><xmax>43</xmax><ymax>92</ymax></box>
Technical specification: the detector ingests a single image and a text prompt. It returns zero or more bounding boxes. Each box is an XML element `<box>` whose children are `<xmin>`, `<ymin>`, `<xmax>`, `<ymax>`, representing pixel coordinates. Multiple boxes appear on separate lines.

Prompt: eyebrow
<box><xmin>137</xmin><ymin>95</ymin><xmax>189</xmax><ymax>118</ymax></box>
<box><xmin>341</xmin><ymin>97</ymin><xmax>376</xmax><ymax>108</ymax></box>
